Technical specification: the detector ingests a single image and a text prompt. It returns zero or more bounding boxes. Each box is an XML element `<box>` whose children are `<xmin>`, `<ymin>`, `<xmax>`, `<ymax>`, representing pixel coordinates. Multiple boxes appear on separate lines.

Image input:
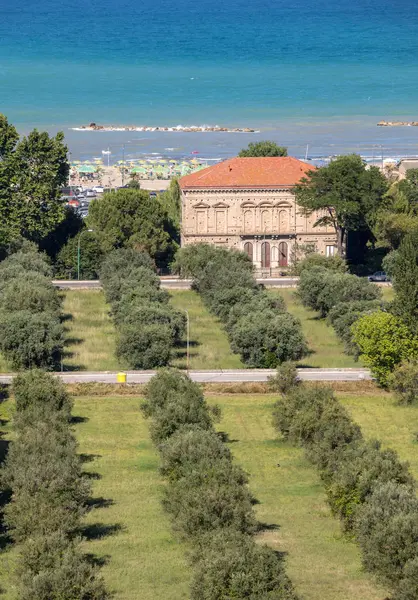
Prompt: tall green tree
<box><xmin>87</xmin><ymin>188</ymin><xmax>176</xmax><ymax>266</ymax></box>
<box><xmin>0</xmin><ymin>114</ymin><xmax>69</xmax><ymax>247</ymax></box>
<box><xmin>374</xmin><ymin>171</ymin><xmax>418</xmax><ymax>249</ymax></box>
<box><xmin>294</xmin><ymin>155</ymin><xmax>388</xmax><ymax>256</ymax></box>
<box><xmin>238</xmin><ymin>140</ymin><xmax>288</xmax><ymax>157</ymax></box>
<box><xmin>391</xmin><ymin>231</ymin><xmax>418</xmax><ymax>332</ymax></box>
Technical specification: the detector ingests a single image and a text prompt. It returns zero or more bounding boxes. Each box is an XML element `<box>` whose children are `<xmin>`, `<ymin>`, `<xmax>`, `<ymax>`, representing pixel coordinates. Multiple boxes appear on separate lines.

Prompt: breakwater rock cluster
<box><xmin>377</xmin><ymin>120</ymin><xmax>418</xmax><ymax>127</ymax></box>
<box><xmin>72</xmin><ymin>123</ymin><xmax>258</xmax><ymax>133</ymax></box>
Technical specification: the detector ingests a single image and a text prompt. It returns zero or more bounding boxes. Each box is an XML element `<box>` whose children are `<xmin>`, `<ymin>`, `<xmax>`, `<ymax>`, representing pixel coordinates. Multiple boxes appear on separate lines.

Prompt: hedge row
<box><xmin>100</xmin><ymin>249</ymin><xmax>186</xmax><ymax>369</ymax></box>
<box><xmin>2</xmin><ymin>371</ymin><xmax>108</xmax><ymax>599</ymax></box>
<box><xmin>272</xmin><ymin>365</ymin><xmax>418</xmax><ymax>599</ymax></box>
<box><xmin>142</xmin><ymin>369</ymin><xmax>299</xmax><ymax>600</ymax></box>
<box><xmin>297</xmin><ymin>265</ymin><xmax>383</xmax><ymax>358</ymax></box>
<box><xmin>174</xmin><ymin>244</ymin><xmax>307</xmax><ymax>367</ymax></box>
<box><xmin>0</xmin><ymin>242</ymin><xmax>64</xmax><ymax>369</ymax></box>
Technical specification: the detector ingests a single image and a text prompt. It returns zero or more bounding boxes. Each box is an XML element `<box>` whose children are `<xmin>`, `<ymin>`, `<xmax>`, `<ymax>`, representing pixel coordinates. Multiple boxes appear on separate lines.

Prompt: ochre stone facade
<box><xmin>179</xmin><ymin>157</ymin><xmax>338</xmax><ymax>274</ymax></box>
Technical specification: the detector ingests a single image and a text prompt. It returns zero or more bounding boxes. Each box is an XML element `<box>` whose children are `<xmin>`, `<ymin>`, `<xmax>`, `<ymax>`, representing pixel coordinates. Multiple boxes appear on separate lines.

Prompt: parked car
<box><xmin>368</xmin><ymin>271</ymin><xmax>390</xmax><ymax>282</ymax></box>
<box><xmin>92</xmin><ymin>185</ymin><xmax>104</xmax><ymax>194</ymax></box>
<box><xmin>84</xmin><ymin>189</ymin><xmax>97</xmax><ymax>198</ymax></box>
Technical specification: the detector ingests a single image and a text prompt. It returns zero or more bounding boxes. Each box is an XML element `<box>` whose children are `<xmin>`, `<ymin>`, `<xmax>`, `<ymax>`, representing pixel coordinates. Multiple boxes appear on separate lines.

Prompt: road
<box><xmin>0</xmin><ymin>368</ymin><xmax>371</xmax><ymax>384</ymax></box>
<box><xmin>53</xmin><ymin>278</ymin><xmax>300</xmax><ymax>290</ymax></box>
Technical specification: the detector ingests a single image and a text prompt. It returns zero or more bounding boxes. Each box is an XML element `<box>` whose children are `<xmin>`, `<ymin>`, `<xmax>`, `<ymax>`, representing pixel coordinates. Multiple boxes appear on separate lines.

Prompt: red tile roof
<box><xmin>179</xmin><ymin>157</ymin><xmax>313</xmax><ymax>189</ymax></box>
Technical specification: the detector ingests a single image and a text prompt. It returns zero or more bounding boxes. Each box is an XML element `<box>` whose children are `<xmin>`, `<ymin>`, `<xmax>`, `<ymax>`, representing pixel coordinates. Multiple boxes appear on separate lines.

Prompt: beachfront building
<box><xmin>179</xmin><ymin>157</ymin><xmax>338</xmax><ymax>274</ymax></box>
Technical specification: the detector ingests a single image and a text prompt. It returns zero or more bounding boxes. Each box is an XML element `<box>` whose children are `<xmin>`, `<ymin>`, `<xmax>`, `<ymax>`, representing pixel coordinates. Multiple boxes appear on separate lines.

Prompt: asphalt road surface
<box><xmin>0</xmin><ymin>368</ymin><xmax>371</xmax><ymax>384</ymax></box>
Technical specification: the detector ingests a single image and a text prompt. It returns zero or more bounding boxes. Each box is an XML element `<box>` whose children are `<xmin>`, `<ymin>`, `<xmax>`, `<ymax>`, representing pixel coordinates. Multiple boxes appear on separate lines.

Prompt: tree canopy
<box><xmin>238</xmin><ymin>140</ymin><xmax>288</xmax><ymax>157</ymax></box>
<box><xmin>294</xmin><ymin>154</ymin><xmax>388</xmax><ymax>256</ymax></box>
<box><xmin>87</xmin><ymin>188</ymin><xmax>177</xmax><ymax>266</ymax></box>
<box><xmin>0</xmin><ymin>114</ymin><xmax>69</xmax><ymax>248</ymax></box>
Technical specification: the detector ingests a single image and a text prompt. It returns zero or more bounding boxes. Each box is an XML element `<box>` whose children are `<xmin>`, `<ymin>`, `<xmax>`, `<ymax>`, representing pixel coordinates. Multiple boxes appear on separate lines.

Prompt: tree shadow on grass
<box><xmin>61</xmin><ymin>313</ymin><xmax>74</xmax><ymax>323</ymax></box>
<box><xmin>217</xmin><ymin>431</ymin><xmax>239</xmax><ymax>444</ymax></box>
<box><xmin>87</xmin><ymin>497</ymin><xmax>114</xmax><ymax>510</ymax></box>
<box><xmin>0</xmin><ymin>386</ymin><xmax>9</xmax><ymax>403</ymax></box>
<box><xmin>71</xmin><ymin>415</ymin><xmax>89</xmax><ymax>424</ymax></box>
<box><xmin>80</xmin><ymin>522</ymin><xmax>123</xmax><ymax>541</ymax></box>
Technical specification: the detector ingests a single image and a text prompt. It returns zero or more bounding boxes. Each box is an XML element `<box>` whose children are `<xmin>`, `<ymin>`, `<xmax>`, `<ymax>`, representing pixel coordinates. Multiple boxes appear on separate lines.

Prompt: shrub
<box><xmin>3</xmin><ymin>419</ymin><xmax>89</xmax><ymax>542</ymax></box>
<box><xmin>0</xmin><ymin>246</ymin><xmax>52</xmax><ymax>278</ymax></box>
<box><xmin>162</xmin><ymin>460</ymin><xmax>256</xmax><ymax>538</ymax></box>
<box><xmin>352</xmin><ymin>311</ymin><xmax>418</xmax><ymax>386</ymax></box>
<box><xmin>390</xmin><ymin>360</ymin><xmax>418</xmax><ymax>405</ymax></box>
<box><xmin>116</xmin><ymin>323</ymin><xmax>172</xmax><ymax>369</ymax></box>
<box><xmin>230</xmin><ymin>312</ymin><xmax>307</xmax><ymax>367</ymax></box>
<box><xmin>355</xmin><ymin>482</ymin><xmax>418</xmax><ymax>583</ymax></box>
<box><xmin>268</xmin><ymin>362</ymin><xmax>300</xmax><ymax>395</ymax></box>
<box><xmin>298</xmin><ymin>268</ymin><xmax>381</xmax><ymax>317</ymax></box>
<box><xmin>18</xmin><ymin>534</ymin><xmax>109</xmax><ymax>600</ymax></box>
<box><xmin>292</xmin><ymin>253</ymin><xmax>347</xmax><ymax>276</ymax></box>
<box><xmin>113</xmin><ymin>302</ymin><xmax>185</xmax><ymax>342</ymax></box>
<box><xmin>13</xmin><ymin>369</ymin><xmax>72</xmax><ymax>424</ymax></box>
<box><xmin>142</xmin><ymin>368</ymin><xmax>203</xmax><ymax>417</ymax></box>
<box><xmin>191</xmin><ymin>529</ymin><xmax>299</xmax><ymax>600</ymax></box>
<box><xmin>99</xmin><ymin>247</ymin><xmax>154</xmax><ymax>285</ymax></box>
<box><xmin>394</xmin><ymin>558</ymin><xmax>418</xmax><ymax>600</ymax></box>
<box><xmin>0</xmin><ymin>310</ymin><xmax>64</xmax><ymax>370</ymax></box>
<box><xmin>159</xmin><ymin>426</ymin><xmax>231</xmax><ymax>481</ymax></box>
<box><xmin>0</xmin><ymin>275</ymin><xmax>60</xmax><ymax>314</ymax></box>
<box><xmin>102</xmin><ymin>266</ymin><xmax>161</xmax><ymax>304</ymax></box>
<box><xmin>149</xmin><ymin>392</ymin><xmax>215</xmax><ymax>445</ymax></box>
<box><xmin>391</xmin><ymin>231</ymin><xmax>418</xmax><ymax>332</ymax></box>
<box><xmin>327</xmin><ymin>440</ymin><xmax>414</xmax><ymax>531</ymax></box>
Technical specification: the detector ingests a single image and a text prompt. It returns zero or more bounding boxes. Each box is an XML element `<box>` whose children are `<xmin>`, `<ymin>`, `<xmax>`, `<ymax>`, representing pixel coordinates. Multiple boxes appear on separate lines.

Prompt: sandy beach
<box><xmin>70</xmin><ymin>165</ymin><xmax>171</xmax><ymax>190</ymax></box>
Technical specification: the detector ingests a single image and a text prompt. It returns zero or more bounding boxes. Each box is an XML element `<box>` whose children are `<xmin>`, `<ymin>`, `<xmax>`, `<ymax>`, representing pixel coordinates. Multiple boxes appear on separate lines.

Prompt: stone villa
<box><xmin>179</xmin><ymin>157</ymin><xmax>337</xmax><ymax>274</ymax></box>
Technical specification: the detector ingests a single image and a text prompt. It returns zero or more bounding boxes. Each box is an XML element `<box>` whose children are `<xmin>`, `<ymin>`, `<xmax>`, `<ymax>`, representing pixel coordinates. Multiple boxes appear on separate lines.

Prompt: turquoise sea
<box><xmin>1</xmin><ymin>0</ymin><xmax>418</xmax><ymax>159</ymax></box>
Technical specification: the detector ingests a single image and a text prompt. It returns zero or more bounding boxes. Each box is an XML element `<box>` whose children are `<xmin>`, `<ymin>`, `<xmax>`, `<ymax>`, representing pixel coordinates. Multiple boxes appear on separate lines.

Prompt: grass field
<box><xmin>0</xmin><ymin>390</ymin><xmax>394</xmax><ymax>599</ymax></box>
<box><xmin>0</xmin><ymin>395</ymin><xmax>190</xmax><ymax>600</ymax></box>
<box><xmin>169</xmin><ymin>290</ymin><xmax>243</xmax><ymax>369</ymax></box>
<box><xmin>341</xmin><ymin>391</ymin><xmax>418</xmax><ymax>480</ymax></box>
<box><xmin>62</xmin><ymin>290</ymin><xmax>120</xmax><ymax>372</ymax></box>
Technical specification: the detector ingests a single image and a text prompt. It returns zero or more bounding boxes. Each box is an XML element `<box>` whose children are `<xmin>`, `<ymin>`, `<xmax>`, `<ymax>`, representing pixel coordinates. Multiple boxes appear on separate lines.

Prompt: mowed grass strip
<box><xmin>62</xmin><ymin>290</ymin><xmax>120</xmax><ymax>371</ymax></box>
<box><xmin>212</xmin><ymin>394</ymin><xmax>387</xmax><ymax>600</ymax></box>
<box><xmin>0</xmin><ymin>395</ymin><xmax>190</xmax><ymax>600</ymax></box>
<box><xmin>169</xmin><ymin>289</ymin><xmax>243</xmax><ymax>369</ymax></box>
<box><xmin>340</xmin><ymin>391</ymin><xmax>418</xmax><ymax>480</ymax></box>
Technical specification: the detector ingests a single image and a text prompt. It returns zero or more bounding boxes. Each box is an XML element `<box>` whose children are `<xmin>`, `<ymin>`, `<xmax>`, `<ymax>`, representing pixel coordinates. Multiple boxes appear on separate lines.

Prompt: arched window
<box><xmin>244</xmin><ymin>241</ymin><xmax>253</xmax><ymax>262</ymax></box>
<box><xmin>279</xmin><ymin>241</ymin><xmax>288</xmax><ymax>267</ymax></box>
<box><xmin>261</xmin><ymin>241</ymin><xmax>270</xmax><ymax>268</ymax></box>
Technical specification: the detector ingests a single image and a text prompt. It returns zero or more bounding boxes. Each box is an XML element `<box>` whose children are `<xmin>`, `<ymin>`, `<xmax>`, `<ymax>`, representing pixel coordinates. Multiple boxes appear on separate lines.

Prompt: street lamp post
<box><xmin>77</xmin><ymin>229</ymin><xmax>93</xmax><ymax>280</ymax></box>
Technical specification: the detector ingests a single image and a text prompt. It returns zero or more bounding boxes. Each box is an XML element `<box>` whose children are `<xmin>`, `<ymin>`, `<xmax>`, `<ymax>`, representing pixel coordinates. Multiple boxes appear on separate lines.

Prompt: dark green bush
<box><xmin>159</xmin><ymin>426</ymin><xmax>231</xmax><ymax>481</ymax></box>
<box><xmin>13</xmin><ymin>369</ymin><xmax>72</xmax><ymax>424</ymax></box>
<box><xmin>268</xmin><ymin>362</ymin><xmax>300</xmax><ymax>395</ymax></box>
<box><xmin>116</xmin><ymin>323</ymin><xmax>172</xmax><ymax>369</ymax></box>
<box><xmin>3</xmin><ymin>419</ymin><xmax>89</xmax><ymax>542</ymax></box>
<box><xmin>103</xmin><ymin>266</ymin><xmax>161</xmax><ymax>304</ymax></box>
<box><xmin>327</xmin><ymin>440</ymin><xmax>414</xmax><ymax>531</ymax></box>
<box><xmin>162</xmin><ymin>460</ymin><xmax>256</xmax><ymax>538</ymax></box>
<box><xmin>292</xmin><ymin>253</ymin><xmax>347</xmax><ymax>276</ymax></box>
<box><xmin>298</xmin><ymin>267</ymin><xmax>381</xmax><ymax>317</ymax></box>
<box><xmin>328</xmin><ymin>300</ymin><xmax>381</xmax><ymax>357</ymax></box>
<box><xmin>142</xmin><ymin>368</ymin><xmax>203</xmax><ymax>417</ymax></box>
<box><xmin>390</xmin><ymin>360</ymin><xmax>418</xmax><ymax>405</ymax></box>
<box><xmin>99</xmin><ymin>247</ymin><xmax>154</xmax><ymax>285</ymax></box>
<box><xmin>394</xmin><ymin>558</ymin><xmax>418</xmax><ymax>600</ymax></box>
<box><xmin>113</xmin><ymin>302</ymin><xmax>186</xmax><ymax>343</ymax></box>
<box><xmin>18</xmin><ymin>534</ymin><xmax>109</xmax><ymax>600</ymax></box>
<box><xmin>149</xmin><ymin>392</ymin><xmax>215</xmax><ymax>445</ymax></box>
<box><xmin>0</xmin><ymin>275</ymin><xmax>61</xmax><ymax>314</ymax></box>
<box><xmin>230</xmin><ymin>312</ymin><xmax>307</xmax><ymax>367</ymax></box>
<box><xmin>191</xmin><ymin>529</ymin><xmax>299</xmax><ymax>600</ymax></box>
<box><xmin>355</xmin><ymin>482</ymin><xmax>418</xmax><ymax>583</ymax></box>
<box><xmin>0</xmin><ymin>246</ymin><xmax>52</xmax><ymax>278</ymax></box>
<box><xmin>0</xmin><ymin>310</ymin><xmax>64</xmax><ymax>369</ymax></box>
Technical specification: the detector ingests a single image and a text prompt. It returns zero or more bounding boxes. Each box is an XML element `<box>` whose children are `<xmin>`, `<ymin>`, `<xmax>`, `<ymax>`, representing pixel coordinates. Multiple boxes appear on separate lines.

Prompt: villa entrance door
<box><xmin>278</xmin><ymin>241</ymin><xmax>288</xmax><ymax>267</ymax></box>
<box><xmin>261</xmin><ymin>241</ymin><xmax>270</xmax><ymax>268</ymax></box>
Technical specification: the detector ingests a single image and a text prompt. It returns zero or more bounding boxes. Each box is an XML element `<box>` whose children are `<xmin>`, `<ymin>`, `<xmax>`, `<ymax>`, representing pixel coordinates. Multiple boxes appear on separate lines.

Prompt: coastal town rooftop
<box><xmin>179</xmin><ymin>157</ymin><xmax>313</xmax><ymax>189</ymax></box>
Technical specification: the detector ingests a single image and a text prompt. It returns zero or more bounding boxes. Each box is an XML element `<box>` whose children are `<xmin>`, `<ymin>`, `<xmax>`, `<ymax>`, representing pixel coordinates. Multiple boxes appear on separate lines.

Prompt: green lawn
<box><xmin>212</xmin><ymin>394</ymin><xmax>386</xmax><ymax>600</ymax></box>
<box><xmin>0</xmin><ymin>392</ymin><xmax>387</xmax><ymax>600</ymax></box>
<box><xmin>62</xmin><ymin>290</ymin><xmax>120</xmax><ymax>372</ymax></box>
<box><xmin>169</xmin><ymin>290</ymin><xmax>243</xmax><ymax>369</ymax></box>
<box><xmin>271</xmin><ymin>289</ymin><xmax>360</xmax><ymax>368</ymax></box>
<box><xmin>0</xmin><ymin>395</ymin><xmax>190</xmax><ymax>600</ymax></box>
<box><xmin>341</xmin><ymin>391</ymin><xmax>418</xmax><ymax>480</ymax></box>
